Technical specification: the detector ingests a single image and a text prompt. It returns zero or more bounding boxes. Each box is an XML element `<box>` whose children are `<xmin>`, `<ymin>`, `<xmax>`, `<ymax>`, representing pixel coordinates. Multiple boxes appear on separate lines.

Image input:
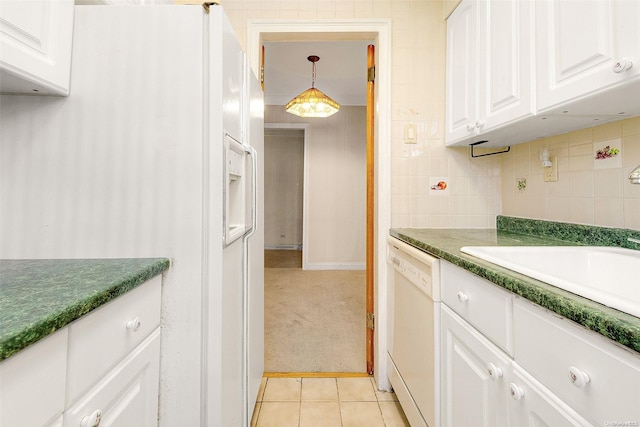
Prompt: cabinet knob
<box><xmin>457</xmin><ymin>291</ymin><xmax>469</xmax><ymax>303</ymax></box>
<box><xmin>80</xmin><ymin>409</ymin><xmax>102</xmax><ymax>427</ymax></box>
<box><xmin>475</xmin><ymin>120</ymin><xmax>484</xmax><ymax>129</ymax></box>
<box><xmin>486</xmin><ymin>362</ymin><xmax>503</xmax><ymax>380</ymax></box>
<box><xmin>568</xmin><ymin>366</ymin><xmax>590</xmax><ymax>388</ymax></box>
<box><xmin>509</xmin><ymin>383</ymin><xmax>525</xmax><ymax>401</ymax></box>
<box><xmin>466</xmin><ymin>123</ymin><xmax>475</xmax><ymax>132</ymax></box>
<box><xmin>613</xmin><ymin>58</ymin><xmax>633</xmax><ymax>73</ymax></box>
<box><xmin>126</xmin><ymin>317</ymin><xmax>142</xmax><ymax>332</ymax></box>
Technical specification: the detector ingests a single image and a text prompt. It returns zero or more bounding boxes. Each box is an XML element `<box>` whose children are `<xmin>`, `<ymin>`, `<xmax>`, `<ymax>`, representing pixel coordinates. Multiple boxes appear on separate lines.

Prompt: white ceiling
<box><xmin>263</xmin><ymin>40</ymin><xmax>371</xmax><ymax>107</ymax></box>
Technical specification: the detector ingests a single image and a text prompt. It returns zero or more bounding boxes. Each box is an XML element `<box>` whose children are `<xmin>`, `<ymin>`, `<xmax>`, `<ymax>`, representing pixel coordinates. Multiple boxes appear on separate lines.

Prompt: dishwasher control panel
<box><xmin>388</xmin><ymin>237</ymin><xmax>440</xmax><ymax>301</ymax></box>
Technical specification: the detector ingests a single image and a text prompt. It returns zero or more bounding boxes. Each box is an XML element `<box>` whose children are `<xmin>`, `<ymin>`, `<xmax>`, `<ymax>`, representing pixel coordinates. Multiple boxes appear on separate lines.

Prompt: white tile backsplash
<box><xmin>501</xmin><ymin>116</ymin><xmax>640</xmax><ymax>230</ymax></box>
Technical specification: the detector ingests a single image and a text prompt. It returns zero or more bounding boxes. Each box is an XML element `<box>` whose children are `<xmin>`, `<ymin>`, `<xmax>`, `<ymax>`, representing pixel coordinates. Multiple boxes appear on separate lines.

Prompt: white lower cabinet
<box><xmin>440</xmin><ymin>262</ymin><xmax>640</xmax><ymax>427</ymax></box>
<box><xmin>0</xmin><ymin>276</ymin><xmax>162</xmax><ymax>427</ymax></box>
<box><xmin>441</xmin><ymin>305</ymin><xmax>592</xmax><ymax>427</ymax></box>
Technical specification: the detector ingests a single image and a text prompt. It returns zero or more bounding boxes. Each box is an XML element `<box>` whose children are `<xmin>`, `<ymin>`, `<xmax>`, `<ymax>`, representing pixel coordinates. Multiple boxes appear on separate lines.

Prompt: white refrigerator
<box><xmin>0</xmin><ymin>5</ymin><xmax>264</xmax><ymax>427</ymax></box>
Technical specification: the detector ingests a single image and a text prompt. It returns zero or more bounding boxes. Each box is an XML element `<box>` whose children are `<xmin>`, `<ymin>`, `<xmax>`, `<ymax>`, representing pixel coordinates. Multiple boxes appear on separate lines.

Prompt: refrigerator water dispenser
<box><xmin>224</xmin><ymin>134</ymin><xmax>251</xmax><ymax>245</ymax></box>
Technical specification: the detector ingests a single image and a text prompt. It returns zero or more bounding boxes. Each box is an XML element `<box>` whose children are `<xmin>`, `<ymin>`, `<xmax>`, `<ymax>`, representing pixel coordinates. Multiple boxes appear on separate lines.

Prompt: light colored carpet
<box><xmin>264</xmin><ymin>265</ymin><xmax>366</xmax><ymax>373</ymax></box>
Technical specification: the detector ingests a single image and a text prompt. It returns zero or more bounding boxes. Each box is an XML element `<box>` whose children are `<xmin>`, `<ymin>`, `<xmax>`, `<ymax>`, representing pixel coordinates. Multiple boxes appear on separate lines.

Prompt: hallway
<box><xmin>264</xmin><ymin>250</ymin><xmax>365</xmax><ymax>373</ymax></box>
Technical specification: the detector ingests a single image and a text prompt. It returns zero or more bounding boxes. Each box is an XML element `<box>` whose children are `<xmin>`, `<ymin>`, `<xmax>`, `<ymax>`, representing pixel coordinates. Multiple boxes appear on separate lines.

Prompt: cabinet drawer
<box><xmin>0</xmin><ymin>328</ymin><xmax>68</xmax><ymax>427</ymax></box>
<box><xmin>514</xmin><ymin>298</ymin><xmax>640</xmax><ymax>425</ymax></box>
<box><xmin>441</xmin><ymin>261</ymin><xmax>513</xmax><ymax>355</ymax></box>
<box><xmin>66</xmin><ymin>275</ymin><xmax>162</xmax><ymax>404</ymax></box>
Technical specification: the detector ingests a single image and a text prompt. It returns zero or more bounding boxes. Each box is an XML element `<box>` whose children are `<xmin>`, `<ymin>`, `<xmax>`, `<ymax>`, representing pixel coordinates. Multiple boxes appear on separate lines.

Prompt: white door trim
<box><xmin>264</xmin><ymin>123</ymin><xmax>310</xmax><ymax>268</ymax></box>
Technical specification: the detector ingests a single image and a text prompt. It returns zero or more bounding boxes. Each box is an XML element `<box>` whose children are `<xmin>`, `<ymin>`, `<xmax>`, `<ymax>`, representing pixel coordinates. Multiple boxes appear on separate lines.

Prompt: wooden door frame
<box><xmin>365</xmin><ymin>44</ymin><xmax>375</xmax><ymax>375</ymax></box>
<box><xmin>247</xmin><ymin>19</ymin><xmax>392</xmax><ymax>391</ymax></box>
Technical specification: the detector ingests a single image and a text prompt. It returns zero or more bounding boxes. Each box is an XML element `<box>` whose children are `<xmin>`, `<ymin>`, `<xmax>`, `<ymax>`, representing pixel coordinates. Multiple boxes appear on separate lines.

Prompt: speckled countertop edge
<box><xmin>389</xmin><ymin>224</ymin><xmax>640</xmax><ymax>355</ymax></box>
<box><xmin>0</xmin><ymin>258</ymin><xmax>170</xmax><ymax>361</ymax></box>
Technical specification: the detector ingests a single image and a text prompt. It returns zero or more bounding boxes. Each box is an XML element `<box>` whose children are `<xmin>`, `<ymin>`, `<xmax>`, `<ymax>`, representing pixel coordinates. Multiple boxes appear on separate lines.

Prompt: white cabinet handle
<box><xmin>487</xmin><ymin>363</ymin><xmax>503</xmax><ymax>380</ymax></box>
<box><xmin>126</xmin><ymin>317</ymin><xmax>142</xmax><ymax>332</ymax></box>
<box><xmin>466</xmin><ymin>123</ymin><xmax>475</xmax><ymax>132</ymax></box>
<box><xmin>81</xmin><ymin>409</ymin><xmax>102</xmax><ymax>427</ymax></box>
<box><xmin>613</xmin><ymin>58</ymin><xmax>633</xmax><ymax>73</ymax></box>
<box><xmin>509</xmin><ymin>383</ymin><xmax>525</xmax><ymax>400</ymax></box>
<box><xmin>568</xmin><ymin>366</ymin><xmax>590</xmax><ymax>388</ymax></box>
<box><xmin>457</xmin><ymin>291</ymin><xmax>469</xmax><ymax>303</ymax></box>
<box><xmin>475</xmin><ymin>120</ymin><xmax>484</xmax><ymax>129</ymax></box>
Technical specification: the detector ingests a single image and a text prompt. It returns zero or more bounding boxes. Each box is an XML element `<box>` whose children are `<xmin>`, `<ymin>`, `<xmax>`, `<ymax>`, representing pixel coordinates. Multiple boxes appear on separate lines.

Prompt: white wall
<box><xmin>264</xmin><ymin>128</ymin><xmax>304</xmax><ymax>248</ymax></box>
<box><xmin>265</xmin><ymin>105</ymin><xmax>367</xmax><ymax>269</ymax></box>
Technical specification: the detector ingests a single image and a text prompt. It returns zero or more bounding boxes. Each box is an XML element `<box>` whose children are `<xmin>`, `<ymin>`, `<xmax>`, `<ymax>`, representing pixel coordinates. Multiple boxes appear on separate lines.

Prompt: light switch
<box><xmin>404</xmin><ymin>123</ymin><xmax>417</xmax><ymax>144</ymax></box>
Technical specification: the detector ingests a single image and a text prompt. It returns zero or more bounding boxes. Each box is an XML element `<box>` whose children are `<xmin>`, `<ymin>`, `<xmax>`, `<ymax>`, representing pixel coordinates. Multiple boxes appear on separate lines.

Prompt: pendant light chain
<box><xmin>311</xmin><ymin>61</ymin><xmax>316</xmax><ymax>88</ymax></box>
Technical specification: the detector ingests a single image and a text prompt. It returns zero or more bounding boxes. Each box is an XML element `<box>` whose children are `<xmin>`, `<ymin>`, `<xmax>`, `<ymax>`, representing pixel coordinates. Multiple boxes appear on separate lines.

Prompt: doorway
<box><xmin>262</xmin><ymin>107</ymin><xmax>368</xmax><ymax>372</ymax></box>
<box><xmin>248</xmin><ymin>19</ymin><xmax>392</xmax><ymax>389</ymax></box>
<box><xmin>263</xmin><ymin>127</ymin><xmax>305</xmax><ymax>256</ymax></box>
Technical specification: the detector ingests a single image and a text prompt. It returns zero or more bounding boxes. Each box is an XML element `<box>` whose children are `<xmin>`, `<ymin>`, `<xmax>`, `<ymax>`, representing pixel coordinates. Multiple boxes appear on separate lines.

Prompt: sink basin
<box><xmin>460</xmin><ymin>246</ymin><xmax>640</xmax><ymax>318</ymax></box>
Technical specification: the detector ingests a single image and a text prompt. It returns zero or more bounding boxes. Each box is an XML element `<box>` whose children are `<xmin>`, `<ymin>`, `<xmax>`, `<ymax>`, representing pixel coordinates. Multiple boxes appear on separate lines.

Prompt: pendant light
<box><xmin>285</xmin><ymin>55</ymin><xmax>340</xmax><ymax>118</ymax></box>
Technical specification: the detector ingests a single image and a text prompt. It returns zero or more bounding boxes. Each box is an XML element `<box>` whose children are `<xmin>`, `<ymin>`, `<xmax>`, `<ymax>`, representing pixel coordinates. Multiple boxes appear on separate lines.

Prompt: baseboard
<box><xmin>264</xmin><ymin>245</ymin><xmax>302</xmax><ymax>250</ymax></box>
<box><xmin>303</xmin><ymin>262</ymin><xmax>366</xmax><ymax>271</ymax></box>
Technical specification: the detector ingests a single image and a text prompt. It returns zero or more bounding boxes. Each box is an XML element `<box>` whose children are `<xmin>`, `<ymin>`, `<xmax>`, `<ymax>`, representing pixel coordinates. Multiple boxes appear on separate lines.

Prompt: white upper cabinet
<box><xmin>445</xmin><ymin>0</ymin><xmax>477</xmax><ymax>144</ymax></box>
<box><xmin>0</xmin><ymin>0</ymin><xmax>74</xmax><ymax>95</ymax></box>
<box><xmin>536</xmin><ymin>0</ymin><xmax>640</xmax><ymax>115</ymax></box>
<box><xmin>478</xmin><ymin>0</ymin><xmax>534</xmax><ymax>132</ymax></box>
<box><xmin>446</xmin><ymin>0</ymin><xmax>640</xmax><ymax>148</ymax></box>
<box><xmin>446</xmin><ymin>0</ymin><xmax>534</xmax><ymax>146</ymax></box>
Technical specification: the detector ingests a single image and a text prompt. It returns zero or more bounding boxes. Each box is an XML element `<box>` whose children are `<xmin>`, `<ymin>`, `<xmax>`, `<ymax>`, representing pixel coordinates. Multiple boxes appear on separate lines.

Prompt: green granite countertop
<box><xmin>0</xmin><ymin>258</ymin><xmax>170</xmax><ymax>361</ymax></box>
<box><xmin>390</xmin><ymin>216</ymin><xmax>640</xmax><ymax>355</ymax></box>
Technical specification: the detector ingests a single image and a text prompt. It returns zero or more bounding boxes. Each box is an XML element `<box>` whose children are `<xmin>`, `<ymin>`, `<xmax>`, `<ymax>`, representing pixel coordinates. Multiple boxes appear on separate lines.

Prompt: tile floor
<box><xmin>251</xmin><ymin>376</ymin><xmax>410</xmax><ymax>427</ymax></box>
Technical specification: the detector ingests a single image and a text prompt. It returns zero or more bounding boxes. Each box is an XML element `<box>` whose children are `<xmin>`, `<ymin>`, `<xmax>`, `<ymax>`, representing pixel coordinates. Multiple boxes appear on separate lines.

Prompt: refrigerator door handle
<box><xmin>244</xmin><ymin>146</ymin><xmax>258</xmax><ymax>240</ymax></box>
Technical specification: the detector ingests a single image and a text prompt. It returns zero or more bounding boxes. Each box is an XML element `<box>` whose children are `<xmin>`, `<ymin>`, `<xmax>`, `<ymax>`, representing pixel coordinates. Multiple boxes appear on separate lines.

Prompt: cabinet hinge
<box><xmin>367</xmin><ymin>312</ymin><xmax>375</xmax><ymax>330</ymax></box>
<box><xmin>367</xmin><ymin>66</ymin><xmax>375</xmax><ymax>82</ymax></box>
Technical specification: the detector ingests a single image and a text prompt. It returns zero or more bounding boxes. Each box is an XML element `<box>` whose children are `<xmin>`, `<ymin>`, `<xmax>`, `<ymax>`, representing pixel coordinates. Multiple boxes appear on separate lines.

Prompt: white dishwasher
<box><xmin>387</xmin><ymin>236</ymin><xmax>440</xmax><ymax>427</ymax></box>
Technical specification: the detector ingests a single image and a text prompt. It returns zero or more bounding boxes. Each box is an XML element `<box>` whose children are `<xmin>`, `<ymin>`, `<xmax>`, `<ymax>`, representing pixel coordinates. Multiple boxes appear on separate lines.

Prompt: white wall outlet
<box><xmin>543</xmin><ymin>156</ymin><xmax>558</xmax><ymax>182</ymax></box>
<box><xmin>404</xmin><ymin>123</ymin><xmax>417</xmax><ymax>144</ymax></box>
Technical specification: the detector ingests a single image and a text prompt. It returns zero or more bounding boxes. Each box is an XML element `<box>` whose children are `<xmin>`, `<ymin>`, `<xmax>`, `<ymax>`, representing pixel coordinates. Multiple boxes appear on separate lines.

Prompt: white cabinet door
<box><xmin>441</xmin><ymin>305</ymin><xmax>511</xmax><ymax>427</ymax></box>
<box><xmin>64</xmin><ymin>329</ymin><xmax>161</xmax><ymax>427</ymax></box>
<box><xmin>0</xmin><ymin>0</ymin><xmax>74</xmax><ymax>95</ymax></box>
<box><xmin>536</xmin><ymin>0</ymin><xmax>640</xmax><ymax>113</ymax></box>
<box><xmin>0</xmin><ymin>329</ymin><xmax>68</xmax><ymax>427</ymax></box>
<box><xmin>509</xmin><ymin>364</ymin><xmax>594</xmax><ymax>427</ymax></box>
<box><xmin>446</xmin><ymin>0</ymin><xmax>534</xmax><ymax>145</ymax></box>
<box><xmin>478</xmin><ymin>0</ymin><xmax>534</xmax><ymax>132</ymax></box>
<box><xmin>445</xmin><ymin>0</ymin><xmax>478</xmax><ymax>144</ymax></box>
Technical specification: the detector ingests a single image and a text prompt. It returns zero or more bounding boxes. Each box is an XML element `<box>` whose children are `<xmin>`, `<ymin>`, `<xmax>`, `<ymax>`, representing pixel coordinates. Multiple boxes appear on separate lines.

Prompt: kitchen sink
<box><xmin>460</xmin><ymin>246</ymin><xmax>640</xmax><ymax>318</ymax></box>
